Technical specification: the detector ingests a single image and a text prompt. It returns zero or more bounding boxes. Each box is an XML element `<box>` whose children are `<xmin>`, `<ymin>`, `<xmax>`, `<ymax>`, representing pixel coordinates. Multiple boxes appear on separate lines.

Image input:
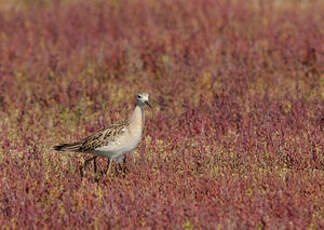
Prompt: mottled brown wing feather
<box><xmin>78</xmin><ymin>122</ymin><xmax>128</xmax><ymax>152</ymax></box>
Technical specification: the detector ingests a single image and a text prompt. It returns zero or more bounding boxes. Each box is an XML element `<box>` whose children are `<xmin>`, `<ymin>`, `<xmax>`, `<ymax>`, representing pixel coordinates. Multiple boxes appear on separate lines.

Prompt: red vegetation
<box><xmin>0</xmin><ymin>0</ymin><xmax>323</xmax><ymax>229</ymax></box>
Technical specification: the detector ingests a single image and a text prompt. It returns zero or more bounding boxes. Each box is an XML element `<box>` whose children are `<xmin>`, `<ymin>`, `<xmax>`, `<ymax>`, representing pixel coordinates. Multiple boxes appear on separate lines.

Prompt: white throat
<box><xmin>128</xmin><ymin>104</ymin><xmax>145</xmax><ymax>130</ymax></box>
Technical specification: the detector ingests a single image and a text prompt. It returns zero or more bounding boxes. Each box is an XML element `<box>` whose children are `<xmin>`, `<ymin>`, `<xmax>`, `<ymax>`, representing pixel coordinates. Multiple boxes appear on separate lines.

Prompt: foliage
<box><xmin>0</xmin><ymin>0</ymin><xmax>323</xmax><ymax>228</ymax></box>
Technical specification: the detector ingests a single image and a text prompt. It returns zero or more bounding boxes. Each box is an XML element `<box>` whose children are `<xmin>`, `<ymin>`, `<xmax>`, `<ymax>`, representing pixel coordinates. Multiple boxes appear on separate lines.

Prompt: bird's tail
<box><xmin>53</xmin><ymin>142</ymin><xmax>82</xmax><ymax>152</ymax></box>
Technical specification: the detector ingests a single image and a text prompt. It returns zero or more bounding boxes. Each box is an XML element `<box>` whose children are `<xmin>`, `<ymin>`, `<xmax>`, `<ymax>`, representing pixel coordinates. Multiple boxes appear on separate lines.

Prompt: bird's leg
<box><xmin>118</xmin><ymin>163</ymin><xmax>123</xmax><ymax>172</ymax></box>
<box><xmin>93</xmin><ymin>157</ymin><xmax>97</xmax><ymax>173</ymax></box>
<box><xmin>105</xmin><ymin>158</ymin><xmax>112</xmax><ymax>176</ymax></box>
<box><xmin>117</xmin><ymin>156</ymin><xmax>127</xmax><ymax>177</ymax></box>
<box><xmin>80</xmin><ymin>156</ymin><xmax>96</xmax><ymax>178</ymax></box>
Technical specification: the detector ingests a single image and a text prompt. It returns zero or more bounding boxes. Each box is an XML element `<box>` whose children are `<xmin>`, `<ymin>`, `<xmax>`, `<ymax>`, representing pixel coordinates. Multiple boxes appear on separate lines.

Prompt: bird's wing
<box><xmin>79</xmin><ymin>122</ymin><xmax>128</xmax><ymax>152</ymax></box>
<box><xmin>54</xmin><ymin>122</ymin><xmax>128</xmax><ymax>152</ymax></box>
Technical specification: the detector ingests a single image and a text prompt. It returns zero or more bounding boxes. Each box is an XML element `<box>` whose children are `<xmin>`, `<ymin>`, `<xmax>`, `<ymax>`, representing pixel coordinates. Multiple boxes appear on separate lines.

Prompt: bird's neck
<box><xmin>128</xmin><ymin>104</ymin><xmax>145</xmax><ymax>130</ymax></box>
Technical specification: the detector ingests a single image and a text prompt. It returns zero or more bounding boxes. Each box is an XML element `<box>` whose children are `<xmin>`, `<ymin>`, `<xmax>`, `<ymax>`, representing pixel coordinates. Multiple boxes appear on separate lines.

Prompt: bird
<box><xmin>53</xmin><ymin>92</ymin><xmax>152</xmax><ymax>177</ymax></box>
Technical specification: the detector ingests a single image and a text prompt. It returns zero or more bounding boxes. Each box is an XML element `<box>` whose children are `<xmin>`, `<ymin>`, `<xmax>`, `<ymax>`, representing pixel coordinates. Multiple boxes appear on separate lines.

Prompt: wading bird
<box><xmin>54</xmin><ymin>92</ymin><xmax>151</xmax><ymax>178</ymax></box>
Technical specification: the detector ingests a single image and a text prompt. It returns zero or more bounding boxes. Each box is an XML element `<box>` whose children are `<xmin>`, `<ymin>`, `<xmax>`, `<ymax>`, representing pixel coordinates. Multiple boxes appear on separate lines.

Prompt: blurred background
<box><xmin>0</xmin><ymin>0</ymin><xmax>323</xmax><ymax>229</ymax></box>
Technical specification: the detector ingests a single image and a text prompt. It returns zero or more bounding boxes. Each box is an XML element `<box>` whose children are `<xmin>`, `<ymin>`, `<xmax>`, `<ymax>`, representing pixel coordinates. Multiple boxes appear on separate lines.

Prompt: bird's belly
<box><xmin>94</xmin><ymin>134</ymin><xmax>141</xmax><ymax>159</ymax></box>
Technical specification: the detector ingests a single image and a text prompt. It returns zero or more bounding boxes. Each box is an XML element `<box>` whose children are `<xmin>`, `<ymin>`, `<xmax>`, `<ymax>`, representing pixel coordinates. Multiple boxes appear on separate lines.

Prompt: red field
<box><xmin>0</xmin><ymin>0</ymin><xmax>323</xmax><ymax>229</ymax></box>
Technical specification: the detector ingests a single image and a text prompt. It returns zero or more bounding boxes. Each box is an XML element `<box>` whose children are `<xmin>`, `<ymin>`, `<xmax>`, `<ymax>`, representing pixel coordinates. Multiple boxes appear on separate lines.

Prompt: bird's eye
<box><xmin>137</xmin><ymin>95</ymin><xmax>142</xmax><ymax>99</ymax></box>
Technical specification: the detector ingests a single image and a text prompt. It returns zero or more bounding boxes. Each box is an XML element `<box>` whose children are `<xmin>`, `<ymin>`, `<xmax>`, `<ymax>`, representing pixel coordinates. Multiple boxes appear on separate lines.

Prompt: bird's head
<box><xmin>135</xmin><ymin>92</ymin><xmax>152</xmax><ymax>108</ymax></box>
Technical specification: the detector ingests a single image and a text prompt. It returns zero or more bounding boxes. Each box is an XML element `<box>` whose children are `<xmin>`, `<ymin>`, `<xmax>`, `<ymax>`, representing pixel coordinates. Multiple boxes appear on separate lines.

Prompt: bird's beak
<box><xmin>145</xmin><ymin>101</ymin><xmax>152</xmax><ymax>108</ymax></box>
